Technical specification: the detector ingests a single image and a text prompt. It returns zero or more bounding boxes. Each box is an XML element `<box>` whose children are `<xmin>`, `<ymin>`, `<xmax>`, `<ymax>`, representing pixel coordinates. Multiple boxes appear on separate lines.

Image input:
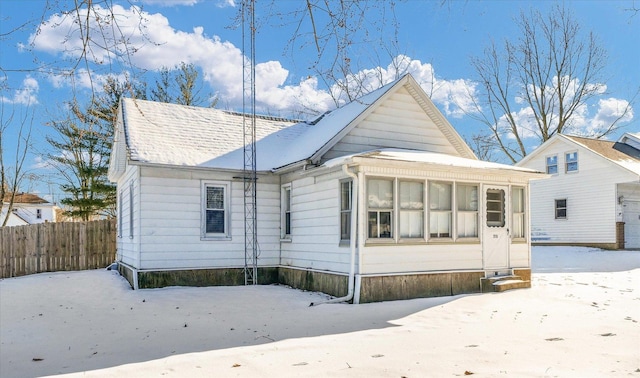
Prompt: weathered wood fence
<box><xmin>0</xmin><ymin>219</ymin><xmax>117</xmax><ymax>278</ymax></box>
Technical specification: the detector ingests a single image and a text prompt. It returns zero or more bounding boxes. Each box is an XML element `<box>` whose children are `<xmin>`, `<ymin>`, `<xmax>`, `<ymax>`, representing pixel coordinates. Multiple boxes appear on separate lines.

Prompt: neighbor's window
<box><xmin>367</xmin><ymin>178</ymin><xmax>393</xmax><ymax>239</ymax></box>
<box><xmin>555</xmin><ymin>199</ymin><xmax>567</xmax><ymax>219</ymax></box>
<box><xmin>546</xmin><ymin>155</ymin><xmax>558</xmax><ymax>174</ymax></box>
<box><xmin>486</xmin><ymin>189</ymin><xmax>505</xmax><ymax>227</ymax></box>
<box><xmin>203</xmin><ymin>182</ymin><xmax>229</xmax><ymax>237</ymax></box>
<box><xmin>36</xmin><ymin>209</ymin><xmax>42</xmax><ymax>219</ymax></box>
<box><xmin>565</xmin><ymin>152</ymin><xmax>578</xmax><ymax>172</ymax></box>
<box><xmin>399</xmin><ymin>181</ymin><xmax>424</xmax><ymax>238</ymax></box>
<box><xmin>512</xmin><ymin>187</ymin><xmax>526</xmax><ymax>238</ymax></box>
<box><xmin>429</xmin><ymin>181</ymin><xmax>452</xmax><ymax>238</ymax></box>
<box><xmin>340</xmin><ymin>180</ymin><xmax>352</xmax><ymax>241</ymax></box>
<box><xmin>282</xmin><ymin>185</ymin><xmax>292</xmax><ymax>238</ymax></box>
<box><xmin>457</xmin><ymin>184</ymin><xmax>478</xmax><ymax>238</ymax></box>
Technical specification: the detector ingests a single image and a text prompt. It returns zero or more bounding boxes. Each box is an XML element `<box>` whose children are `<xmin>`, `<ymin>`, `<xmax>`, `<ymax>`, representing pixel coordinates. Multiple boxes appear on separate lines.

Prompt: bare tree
<box><xmin>0</xmin><ymin>102</ymin><xmax>35</xmax><ymax>226</ymax></box>
<box><xmin>467</xmin><ymin>5</ymin><xmax>633</xmax><ymax>163</ymax></box>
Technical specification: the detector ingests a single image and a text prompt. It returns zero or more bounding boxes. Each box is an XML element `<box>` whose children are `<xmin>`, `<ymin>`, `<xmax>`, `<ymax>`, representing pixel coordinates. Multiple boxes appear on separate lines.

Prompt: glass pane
<box><xmin>341</xmin><ymin>212</ymin><xmax>351</xmax><ymax>240</ymax></box>
<box><xmin>284</xmin><ymin>188</ymin><xmax>291</xmax><ymax>211</ymax></box>
<box><xmin>368</xmin><ymin>179</ymin><xmax>393</xmax><ymax>209</ymax></box>
<box><xmin>285</xmin><ymin>212</ymin><xmax>291</xmax><ymax>235</ymax></box>
<box><xmin>429</xmin><ymin>182</ymin><xmax>451</xmax><ymax>210</ymax></box>
<box><xmin>207</xmin><ymin>187</ymin><xmax>224</xmax><ymax>209</ymax></box>
<box><xmin>556</xmin><ymin>199</ymin><xmax>566</xmax><ymax>208</ymax></box>
<box><xmin>429</xmin><ymin>211</ymin><xmax>451</xmax><ymax>237</ymax></box>
<box><xmin>206</xmin><ymin>210</ymin><xmax>224</xmax><ymax>233</ymax></box>
<box><xmin>400</xmin><ymin>211</ymin><xmax>424</xmax><ymax>238</ymax></box>
<box><xmin>400</xmin><ymin>181</ymin><xmax>424</xmax><ymax>210</ymax></box>
<box><xmin>457</xmin><ymin>212</ymin><xmax>478</xmax><ymax>237</ymax></box>
<box><xmin>513</xmin><ymin>214</ymin><xmax>524</xmax><ymax>238</ymax></box>
<box><xmin>457</xmin><ymin>185</ymin><xmax>478</xmax><ymax>211</ymax></box>
<box><xmin>512</xmin><ymin>187</ymin><xmax>524</xmax><ymax>213</ymax></box>
<box><xmin>566</xmin><ymin>162</ymin><xmax>578</xmax><ymax>171</ymax></box>
<box><xmin>379</xmin><ymin>211</ymin><xmax>392</xmax><ymax>238</ymax></box>
<box><xmin>341</xmin><ymin>181</ymin><xmax>351</xmax><ymax>211</ymax></box>
<box><xmin>486</xmin><ymin>189</ymin><xmax>505</xmax><ymax>227</ymax></box>
<box><xmin>556</xmin><ymin>209</ymin><xmax>567</xmax><ymax>218</ymax></box>
<box><xmin>368</xmin><ymin>211</ymin><xmax>378</xmax><ymax>238</ymax></box>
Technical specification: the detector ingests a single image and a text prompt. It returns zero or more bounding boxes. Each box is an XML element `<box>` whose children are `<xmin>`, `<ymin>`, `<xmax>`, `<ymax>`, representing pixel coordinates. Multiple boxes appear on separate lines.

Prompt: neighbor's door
<box><xmin>482</xmin><ymin>185</ymin><xmax>510</xmax><ymax>270</ymax></box>
<box><xmin>622</xmin><ymin>200</ymin><xmax>640</xmax><ymax>249</ymax></box>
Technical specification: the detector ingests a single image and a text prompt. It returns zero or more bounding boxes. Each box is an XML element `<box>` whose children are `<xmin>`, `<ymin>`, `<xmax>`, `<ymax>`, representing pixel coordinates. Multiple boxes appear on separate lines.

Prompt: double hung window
<box><xmin>555</xmin><ymin>199</ymin><xmax>567</xmax><ymax>219</ymax></box>
<box><xmin>429</xmin><ymin>182</ymin><xmax>452</xmax><ymax>238</ymax></box>
<box><xmin>546</xmin><ymin>155</ymin><xmax>558</xmax><ymax>174</ymax></box>
<box><xmin>203</xmin><ymin>182</ymin><xmax>229</xmax><ymax>238</ymax></box>
<box><xmin>340</xmin><ymin>181</ymin><xmax>352</xmax><ymax>241</ymax></box>
<box><xmin>457</xmin><ymin>184</ymin><xmax>478</xmax><ymax>237</ymax></box>
<box><xmin>367</xmin><ymin>179</ymin><xmax>393</xmax><ymax>238</ymax></box>
<box><xmin>399</xmin><ymin>181</ymin><xmax>424</xmax><ymax>238</ymax></box>
<box><xmin>565</xmin><ymin>152</ymin><xmax>578</xmax><ymax>172</ymax></box>
<box><xmin>283</xmin><ymin>185</ymin><xmax>292</xmax><ymax>238</ymax></box>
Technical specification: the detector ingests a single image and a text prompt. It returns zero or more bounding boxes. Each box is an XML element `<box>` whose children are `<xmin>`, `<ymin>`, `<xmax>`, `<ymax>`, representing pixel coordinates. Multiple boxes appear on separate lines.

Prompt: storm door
<box><xmin>482</xmin><ymin>185</ymin><xmax>510</xmax><ymax>270</ymax></box>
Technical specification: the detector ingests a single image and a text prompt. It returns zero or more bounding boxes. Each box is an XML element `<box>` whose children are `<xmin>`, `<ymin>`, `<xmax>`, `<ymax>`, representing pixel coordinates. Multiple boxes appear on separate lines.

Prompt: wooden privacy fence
<box><xmin>0</xmin><ymin>219</ymin><xmax>117</xmax><ymax>278</ymax></box>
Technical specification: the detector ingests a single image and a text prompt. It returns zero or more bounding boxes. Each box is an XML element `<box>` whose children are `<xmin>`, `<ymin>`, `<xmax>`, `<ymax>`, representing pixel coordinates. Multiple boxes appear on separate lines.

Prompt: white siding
<box><xmin>520</xmin><ymin>139</ymin><xmax>638</xmax><ymax>244</ymax></box>
<box><xmin>136</xmin><ymin>166</ymin><xmax>281</xmax><ymax>270</ymax></box>
<box><xmin>116</xmin><ymin>164</ymin><xmax>140</xmax><ymax>268</ymax></box>
<box><xmin>280</xmin><ymin>171</ymin><xmax>352</xmax><ymax>273</ymax></box>
<box><xmin>322</xmin><ymin>88</ymin><xmax>460</xmax><ymax>161</ymax></box>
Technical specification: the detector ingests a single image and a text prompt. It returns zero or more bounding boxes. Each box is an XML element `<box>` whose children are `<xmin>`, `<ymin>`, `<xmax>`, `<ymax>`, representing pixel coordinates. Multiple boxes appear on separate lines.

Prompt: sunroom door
<box><xmin>482</xmin><ymin>185</ymin><xmax>509</xmax><ymax>271</ymax></box>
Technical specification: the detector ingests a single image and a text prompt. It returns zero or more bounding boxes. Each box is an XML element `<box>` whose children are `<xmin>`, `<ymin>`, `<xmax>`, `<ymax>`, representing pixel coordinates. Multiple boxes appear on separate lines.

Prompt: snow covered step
<box><xmin>480</xmin><ymin>275</ymin><xmax>531</xmax><ymax>293</ymax></box>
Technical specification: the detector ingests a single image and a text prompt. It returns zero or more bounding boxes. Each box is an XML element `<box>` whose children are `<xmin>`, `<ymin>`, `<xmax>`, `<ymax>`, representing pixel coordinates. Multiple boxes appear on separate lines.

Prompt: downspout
<box><xmin>310</xmin><ymin>164</ymin><xmax>358</xmax><ymax>305</ymax></box>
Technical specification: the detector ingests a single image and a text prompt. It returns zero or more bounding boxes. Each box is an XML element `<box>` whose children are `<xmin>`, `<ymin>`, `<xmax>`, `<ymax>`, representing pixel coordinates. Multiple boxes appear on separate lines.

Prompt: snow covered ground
<box><xmin>1</xmin><ymin>246</ymin><xmax>639</xmax><ymax>378</ymax></box>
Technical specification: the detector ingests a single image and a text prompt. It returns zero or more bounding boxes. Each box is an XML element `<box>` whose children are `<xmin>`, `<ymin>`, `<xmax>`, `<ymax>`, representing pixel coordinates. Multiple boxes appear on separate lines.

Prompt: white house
<box><xmin>516</xmin><ymin>133</ymin><xmax>640</xmax><ymax>250</ymax></box>
<box><xmin>1</xmin><ymin>193</ymin><xmax>57</xmax><ymax>226</ymax></box>
<box><xmin>108</xmin><ymin>74</ymin><xmax>545</xmax><ymax>303</ymax></box>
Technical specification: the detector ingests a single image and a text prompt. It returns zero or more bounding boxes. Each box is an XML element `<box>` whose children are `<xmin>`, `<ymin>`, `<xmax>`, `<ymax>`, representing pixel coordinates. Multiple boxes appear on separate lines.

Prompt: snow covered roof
<box><xmin>325</xmin><ymin>148</ymin><xmax>542</xmax><ymax>175</ymax></box>
<box><xmin>115</xmin><ymin>74</ymin><xmax>476</xmax><ymax>173</ymax></box>
<box><xmin>563</xmin><ymin>134</ymin><xmax>640</xmax><ymax>176</ymax></box>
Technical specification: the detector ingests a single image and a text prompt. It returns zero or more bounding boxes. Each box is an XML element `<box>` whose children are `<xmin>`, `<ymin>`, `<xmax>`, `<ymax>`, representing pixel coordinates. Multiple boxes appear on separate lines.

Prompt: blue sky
<box><xmin>0</xmin><ymin>0</ymin><xmax>638</xmax><ymax>201</ymax></box>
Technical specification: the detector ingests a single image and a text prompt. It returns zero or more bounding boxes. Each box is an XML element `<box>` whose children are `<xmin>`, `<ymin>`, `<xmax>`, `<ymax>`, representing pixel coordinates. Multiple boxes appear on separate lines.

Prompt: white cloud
<box><xmin>1</xmin><ymin>76</ymin><xmax>39</xmax><ymax>105</ymax></box>
<box><xmin>27</xmin><ymin>6</ymin><xmax>484</xmax><ymax>119</ymax></box>
<box><xmin>140</xmin><ymin>0</ymin><xmax>201</xmax><ymax>6</ymax></box>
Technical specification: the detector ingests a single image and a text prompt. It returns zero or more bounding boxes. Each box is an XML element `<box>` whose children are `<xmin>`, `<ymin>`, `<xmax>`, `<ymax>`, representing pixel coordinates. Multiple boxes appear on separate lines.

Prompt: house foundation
<box><xmin>118</xmin><ymin>263</ymin><xmax>523</xmax><ymax>303</ymax></box>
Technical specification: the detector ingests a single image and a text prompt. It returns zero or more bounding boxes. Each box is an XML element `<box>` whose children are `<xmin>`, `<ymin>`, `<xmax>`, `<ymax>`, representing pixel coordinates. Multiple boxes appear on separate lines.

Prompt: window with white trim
<box><xmin>203</xmin><ymin>182</ymin><xmax>229</xmax><ymax>238</ymax></box>
<box><xmin>399</xmin><ymin>181</ymin><xmax>424</xmax><ymax>238</ymax></box>
<box><xmin>555</xmin><ymin>199</ymin><xmax>567</xmax><ymax>219</ymax></box>
<box><xmin>429</xmin><ymin>181</ymin><xmax>452</xmax><ymax>238</ymax></box>
<box><xmin>512</xmin><ymin>187</ymin><xmax>526</xmax><ymax>238</ymax></box>
<box><xmin>456</xmin><ymin>184</ymin><xmax>478</xmax><ymax>238</ymax></box>
<box><xmin>282</xmin><ymin>185</ymin><xmax>292</xmax><ymax>238</ymax></box>
<box><xmin>565</xmin><ymin>151</ymin><xmax>578</xmax><ymax>172</ymax></box>
<box><xmin>340</xmin><ymin>180</ymin><xmax>352</xmax><ymax>241</ymax></box>
<box><xmin>36</xmin><ymin>209</ymin><xmax>42</xmax><ymax>219</ymax></box>
<box><xmin>546</xmin><ymin>155</ymin><xmax>558</xmax><ymax>174</ymax></box>
<box><xmin>367</xmin><ymin>178</ymin><xmax>393</xmax><ymax>239</ymax></box>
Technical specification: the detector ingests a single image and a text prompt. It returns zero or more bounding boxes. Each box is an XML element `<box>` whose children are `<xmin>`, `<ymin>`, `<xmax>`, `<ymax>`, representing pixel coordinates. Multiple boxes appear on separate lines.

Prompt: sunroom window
<box><xmin>399</xmin><ymin>181</ymin><xmax>424</xmax><ymax>238</ymax></box>
<box><xmin>429</xmin><ymin>181</ymin><xmax>452</xmax><ymax>238</ymax></box>
<box><xmin>512</xmin><ymin>187</ymin><xmax>526</xmax><ymax>238</ymax></box>
<box><xmin>367</xmin><ymin>178</ymin><xmax>393</xmax><ymax>238</ymax></box>
<box><xmin>457</xmin><ymin>184</ymin><xmax>478</xmax><ymax>238</ymax></box>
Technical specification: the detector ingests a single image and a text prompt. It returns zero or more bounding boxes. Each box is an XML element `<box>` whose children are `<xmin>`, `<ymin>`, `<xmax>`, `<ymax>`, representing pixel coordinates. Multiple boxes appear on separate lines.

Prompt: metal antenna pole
<box><xmin>242</xmin><ymin>0</ymin><xmax>258</xmax><ymax>285</ymax></box>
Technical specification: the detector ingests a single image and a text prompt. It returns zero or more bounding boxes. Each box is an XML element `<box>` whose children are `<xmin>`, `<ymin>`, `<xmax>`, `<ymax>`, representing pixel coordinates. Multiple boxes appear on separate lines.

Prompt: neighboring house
<box><xmin>516</xmin><ymin>132</ymin><xmax>640</xmax><ymax>250</ymax></box>
<box><xmin>108</xmin><ymin>74</ymin><xmax>545</xmax><ymax>303</ymax></box>
<box><xmin>1</xmin><ymin>193</ymin><xmax>57</xmax><ymax>226</ymax></box>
